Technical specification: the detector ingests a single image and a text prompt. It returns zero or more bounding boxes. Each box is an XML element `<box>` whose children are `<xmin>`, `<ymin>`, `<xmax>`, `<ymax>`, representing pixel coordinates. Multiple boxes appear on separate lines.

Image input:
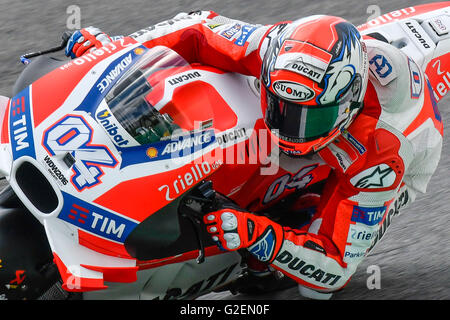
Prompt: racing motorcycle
<box><xmin>0</xmin><ymin>2</ymin><xmax>450</xmax><ymax>300</ymax></box>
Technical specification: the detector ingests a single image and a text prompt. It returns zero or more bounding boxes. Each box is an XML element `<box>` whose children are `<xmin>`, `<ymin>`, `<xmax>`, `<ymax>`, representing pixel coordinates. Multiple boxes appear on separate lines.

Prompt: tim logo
<box><xmin>59</xmin><ymin>192</ymin><xmax>138</xmax><ymax>242</ymax></box>
<box><xmin>9</xmin><ymin>87</ymin><xmax>35</xmax><ymax>159</ymax></box>
<box><xmin>351</xmin><ymin>205</ymin><xmax>387</xmax><ymax>226</ymax></box>
<box><xmin>43</xmin><ymin>115</ymin><xmax>118</xmax><ymax>191</ymax></box>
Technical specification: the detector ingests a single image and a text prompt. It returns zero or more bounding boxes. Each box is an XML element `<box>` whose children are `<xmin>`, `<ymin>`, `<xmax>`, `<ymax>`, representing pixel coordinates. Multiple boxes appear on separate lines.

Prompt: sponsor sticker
<box><xmin>220</xmin><ymin>23</ymin><xmax>242</xmax><ymax>40</ymax></box>
<box><xmin>234</xmin><ymin>25</ymin><xmax>257</xmax><ymax>46</ymax></box>
<box><xmin>328</xmin><ymin>143</ymin><xmax>353</xmax><ymax>172</ymax></box>
<box><xmin>206</xmin><ymin>23</ymin><xmax>223</xmax><ymax>30</ymax></box>
<box><xmin>146</xmin><ymin>147</ymin><xmax>158</xmax><ymax>159</ymax></box>
<box><xmin>216</xmin><ymin>127</ymin><xmax>247</xmax><ymax>146</ymax></box>
<box><xmin>96</xmin><ymin>53</ymin><xmax>133</xmax><ymax>94</ymax></box>
<box><xmin>403</xmin><ymin>20</ymin><xmax>434</xmax><ymax>50</ymax></box>
<box><xmin>42</xmin><ymin>155</ymin><xmax>69</xmax><ymax>186</ymax></box>
<box><xmin>9</xmin><ymin>87</ymin><xmax>35</xmax><ymax>159</ymax></box>
<box><xmin>272</xmin><ymin>80</ymin><xmax>315</xmax><ymax>102</ymax></box>
<box><xmin>350</xmin><ymin>164</ymin><xmax>396</xmax><ymax>189</ymax></box>
<box><xmin>95</xmin><ymin>104</ymin><xmax>138</xmax><ymax>147</ymax></box>
<box><xmin>75</xmin><ymin>45</ymin><xmax>147</xmax><ymax>114</ymax></box>
<box><xmin>408</xmin><ymin>57</ymin><xmax>422</xmax><ymax>99</ymax></box>
<box><xmin>119</xmin><ymin>129</ymin><xmax>217</xmax><ymax>168</ymax></box>
<box><xmin>343</xmin><ymin>244</ymin><xmax>367</xmax><ymax>263</ymax></box>
<box><xmin>351</xmin><ymin>205</ymin><xmax>387</xmax><ymax>226</ymax></box>
<box><xmin>167</xmin><ymin>71</ymin><xmax>202</xmax><ymax>86</ymax></box>
<box><xmin>158</xmin><ymin>160</ymin><xmax>222</xmax><ymax>201</ymax></box>
<box><xmin>341</xmin><ymin>130</ymin><xmax>366</xmax><ymax>155</ymax></box>
<box><xmin>369</xmin><ymin>54</ymin><xmax>396</xmax><ymax>86</ymax></box>
<box><xmin>274</xmin><ymin>249</ymin><xmax>342</xmax><ymax>287</ymax></box>
<box><xmin>274</xmin><ymin>40</ymin><xmax>332</xmax><ymax>83</ymax></box>
<box><xmin>429</xmin><ymin>15</ymin><xmax>450</xmax><ymax>36</ymax></box>
<box><xmin>58</xmin><ymin>192</ymin><xmax>138</xmax><ymax>243</ymax></box>
<box><xmin>161</xmin><ymin>130</ymin><xmax>214</xmax><ymax>156</ymax></box>
<box><xmin>347</xmin><ymin>224</ymin><xmax>378</xmax><ymax>245</ymax></box>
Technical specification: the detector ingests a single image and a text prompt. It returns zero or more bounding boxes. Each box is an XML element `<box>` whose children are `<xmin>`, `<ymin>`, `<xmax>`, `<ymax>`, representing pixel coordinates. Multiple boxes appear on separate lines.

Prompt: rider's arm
<box><xmin>270</xmin><ymin>125</ymin><xmax>411</xmax><ymax>292</ymax></box>
<box><xmin>129</xmin><ymin>10</ymin><xmax>278</xmax><ymax>77</ymax></box>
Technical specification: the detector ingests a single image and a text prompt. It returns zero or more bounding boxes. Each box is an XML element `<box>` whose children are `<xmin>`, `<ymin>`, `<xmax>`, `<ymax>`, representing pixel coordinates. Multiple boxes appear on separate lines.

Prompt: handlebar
<box><xmin>20</xmin><ymin>31</ymin><xmax>73</xmax><ymax>65</ymax></box>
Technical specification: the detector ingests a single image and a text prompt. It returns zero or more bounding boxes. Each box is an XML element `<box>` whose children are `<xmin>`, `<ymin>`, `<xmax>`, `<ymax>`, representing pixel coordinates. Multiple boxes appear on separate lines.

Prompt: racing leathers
<box><xmin>69</xmin><ymin>10</ymin><xmax>444</xmax><ymax>294</ymax></box>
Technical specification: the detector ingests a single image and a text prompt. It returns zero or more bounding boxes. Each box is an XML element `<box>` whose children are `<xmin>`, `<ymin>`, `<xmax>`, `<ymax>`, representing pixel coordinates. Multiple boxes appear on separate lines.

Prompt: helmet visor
<box><xmin>264</xmin><ymin>89</ymin><xmax>349</xmax><ymax>144</ymax></box>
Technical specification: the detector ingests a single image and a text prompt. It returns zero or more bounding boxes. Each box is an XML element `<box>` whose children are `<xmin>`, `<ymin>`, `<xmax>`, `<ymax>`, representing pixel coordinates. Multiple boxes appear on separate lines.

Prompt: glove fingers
<box><xmin>66</xmin><ymin>27</ymin><xmax>111</xmax><ymax>58</ymax></box>
<box><xmin>65</xmin><ymin>30</ymin><xmax>83</xmax><ymax>58</ymax></box>
<box><xmin>74</xmin><ymin>42</ymin><xmax>93</xmax><ymax>57</ymax></box>
<box><xmin>223</xmin><ymin>233</ymin><xmax>241</xmax><ymax>249</ymax></box>
<box><xmin>220</xmin><ymin>211</ymin><xmax>238</xmax><ymax>231</ymax></box>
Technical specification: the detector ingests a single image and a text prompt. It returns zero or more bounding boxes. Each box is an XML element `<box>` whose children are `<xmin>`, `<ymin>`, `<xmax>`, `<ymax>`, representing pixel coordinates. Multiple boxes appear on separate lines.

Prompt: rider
<box><xmin>65</xmin><ymin>10</ymin><xmax>444</xmax><ymax>299</ymax></box>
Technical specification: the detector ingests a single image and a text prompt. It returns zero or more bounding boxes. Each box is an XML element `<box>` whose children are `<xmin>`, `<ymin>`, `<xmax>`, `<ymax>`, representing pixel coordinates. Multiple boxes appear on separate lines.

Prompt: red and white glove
<box><xmin>65</xmin><ymin>26</ymin><xmax>114</xmax><ymax>58</ymax></box>
<box><xmin>203</xmin><ymin>208</ymin><xmax>284</xmax><ymax>263</ymax></box>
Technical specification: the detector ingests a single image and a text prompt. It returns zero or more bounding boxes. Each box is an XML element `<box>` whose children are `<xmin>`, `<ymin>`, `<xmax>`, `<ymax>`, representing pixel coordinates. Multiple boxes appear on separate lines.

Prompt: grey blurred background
<box><xmin>0</xmin><ymin>0</ymin><xmax>448</xmax><ymax>299</ymax></box>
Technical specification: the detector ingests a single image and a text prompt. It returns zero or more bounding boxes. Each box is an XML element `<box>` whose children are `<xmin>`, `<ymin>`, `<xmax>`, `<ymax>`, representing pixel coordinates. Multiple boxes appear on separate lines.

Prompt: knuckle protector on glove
<box><xmin>220</xmin><ymin>211</ymin><xmax>238</xmax><ymax>231</ymax></box>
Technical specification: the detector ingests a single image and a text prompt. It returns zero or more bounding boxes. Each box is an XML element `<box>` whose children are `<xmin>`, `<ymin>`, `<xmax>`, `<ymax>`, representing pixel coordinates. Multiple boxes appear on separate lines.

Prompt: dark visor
<box><xmin>264</xmin><ymin>89</ymin><xmax>348</xmax><ymax>143</ymax></box>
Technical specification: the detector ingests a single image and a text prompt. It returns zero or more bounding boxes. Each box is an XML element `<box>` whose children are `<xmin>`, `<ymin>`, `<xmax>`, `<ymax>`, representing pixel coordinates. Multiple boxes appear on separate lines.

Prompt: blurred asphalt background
<box><xmin>0</xmin><ymin>0</ymin><xmax>448</xmax><ymax>300</ymax></box>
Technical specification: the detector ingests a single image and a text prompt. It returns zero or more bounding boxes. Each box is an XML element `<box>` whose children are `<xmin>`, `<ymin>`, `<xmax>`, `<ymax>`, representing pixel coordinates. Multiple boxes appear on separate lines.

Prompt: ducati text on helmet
<box><xmin>260</xmin><ymin>15</ymin><xmax>369</xmax><ymax>156</ymax></box>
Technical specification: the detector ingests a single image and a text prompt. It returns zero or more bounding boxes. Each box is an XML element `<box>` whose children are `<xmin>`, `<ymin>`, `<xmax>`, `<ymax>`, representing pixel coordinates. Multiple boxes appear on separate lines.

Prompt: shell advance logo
<box><xmin>120</xmin><ymin>129</ymin><xmax>217</xmax><ymax>168</ymax></box>
<box><xmin>75</xmin><ymin>46</ymin><xmax>147</xmax><ymax>115</ymax></box>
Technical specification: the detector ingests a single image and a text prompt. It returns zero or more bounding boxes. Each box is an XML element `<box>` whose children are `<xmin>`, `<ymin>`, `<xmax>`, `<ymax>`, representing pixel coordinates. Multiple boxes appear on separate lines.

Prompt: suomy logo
<box><xmin>272</xmin><ymin>80</ymin><xmax>315</xmax><ymax>102</ymax></box>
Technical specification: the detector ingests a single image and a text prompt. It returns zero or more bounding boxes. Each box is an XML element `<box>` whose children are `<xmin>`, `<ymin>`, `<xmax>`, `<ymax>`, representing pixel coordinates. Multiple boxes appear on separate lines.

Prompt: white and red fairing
<box><xmin>0</xmin><ymin>2</ymin><xmax>448</xmax><ymax>298</ymax></box>
<box><xmin>0</xmin><ymin>38</ymin><xmax>264</xmax><ymax>294</ymax></box>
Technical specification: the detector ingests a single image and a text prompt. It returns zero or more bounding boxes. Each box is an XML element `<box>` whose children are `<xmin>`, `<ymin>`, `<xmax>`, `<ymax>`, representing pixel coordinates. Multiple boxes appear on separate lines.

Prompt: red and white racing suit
<box><xmin>129</xmin><ymin>10</ymin><xmax>444</xmax><ymax>293</ymax></box>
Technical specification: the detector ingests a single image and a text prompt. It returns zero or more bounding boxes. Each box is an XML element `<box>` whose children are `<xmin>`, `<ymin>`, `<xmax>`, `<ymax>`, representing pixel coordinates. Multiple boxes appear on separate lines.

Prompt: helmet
<box><xmin>260</xmin><ymin>15</ymin><xmax>369</xmax><ymax>156</ymax></box>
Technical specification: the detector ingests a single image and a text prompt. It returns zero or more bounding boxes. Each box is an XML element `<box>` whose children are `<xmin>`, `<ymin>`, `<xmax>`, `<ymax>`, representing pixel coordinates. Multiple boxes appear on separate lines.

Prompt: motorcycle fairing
<box><xmin>0</xmin><ymin>40</ymin><xmax>263</xmax><ymax>291</ymax></box>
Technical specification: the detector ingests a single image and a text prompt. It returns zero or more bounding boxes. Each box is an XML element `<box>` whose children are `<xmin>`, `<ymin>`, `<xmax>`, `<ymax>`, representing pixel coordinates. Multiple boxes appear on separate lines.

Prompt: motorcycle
<box><xmin>0</xmin><ymin>2</ymin><xmax>449</xmax><ymax>300</ymax></box>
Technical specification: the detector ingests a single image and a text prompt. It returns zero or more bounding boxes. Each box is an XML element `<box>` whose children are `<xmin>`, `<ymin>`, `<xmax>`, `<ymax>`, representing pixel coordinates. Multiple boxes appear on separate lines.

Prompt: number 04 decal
<box><xmin>42</xmin><ymin>115</ymin><xmax>118</xmax><ymax>191</ymax></box>
<box><xmin>263</xmin><ymin>164</ymin><xmax>318</xmax><ymax>204</ymax></box>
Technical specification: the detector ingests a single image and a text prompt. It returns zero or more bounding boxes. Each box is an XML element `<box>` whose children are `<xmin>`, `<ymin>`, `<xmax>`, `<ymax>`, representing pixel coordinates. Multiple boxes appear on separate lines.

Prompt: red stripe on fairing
<box><xmin>280</xmin><ymin>40</ymin><xmax>332</xmax><ymax>64</ymax></box>
<box><xmin>358</xmin><ymin>2</ymin><xmax>450</xmax><ymax>32</ymax></box>
<box><xmin>78</xmin><ymin>229</ymin><xmax>134</xmax><ymax>259</ymax></box>
<box><xmin>52</xmin><ymin>252</ymin><xmax>108</xmax><ymax>292</ymax></box>
<box><xmin>31</xmin><ymin>38</ymin><xmax>138</xmax><ymax>128</ymax></box>
<box><xmin>56</xmin><ymin>128</ymin><xmax>77</xmax><ymax>145</ymax></box>
<box><xmin>0</xmin><ymin>98</ymin><xmax>10</xmax><ymax>144</ymax></box>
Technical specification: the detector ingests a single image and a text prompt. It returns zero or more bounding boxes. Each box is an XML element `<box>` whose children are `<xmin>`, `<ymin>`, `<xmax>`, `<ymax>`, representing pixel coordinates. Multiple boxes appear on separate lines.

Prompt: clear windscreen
<box><xmin>105</xmin><ymin>46</ymin><xmax>192</xmax><ymax>145</ymax></box>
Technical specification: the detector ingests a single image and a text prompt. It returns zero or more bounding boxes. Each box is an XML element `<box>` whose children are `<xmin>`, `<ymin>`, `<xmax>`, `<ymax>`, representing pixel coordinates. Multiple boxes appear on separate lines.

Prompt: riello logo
<box><xmin>272</xmin><ymin>80</ymin><xmax>315</xmax><ymax>102</ymax></box>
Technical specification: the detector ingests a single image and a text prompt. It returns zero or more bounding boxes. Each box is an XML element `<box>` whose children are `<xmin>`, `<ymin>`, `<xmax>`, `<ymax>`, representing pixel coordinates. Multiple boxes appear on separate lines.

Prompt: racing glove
<box><xmin>203</xmin><ymin>207</ymin><xmax>284</xmax><ymax>263</ymax></box>
<box><xmin>65</xmin><ymin>26</ymin><xmax>115</xmax><ymax>58</ymax></box>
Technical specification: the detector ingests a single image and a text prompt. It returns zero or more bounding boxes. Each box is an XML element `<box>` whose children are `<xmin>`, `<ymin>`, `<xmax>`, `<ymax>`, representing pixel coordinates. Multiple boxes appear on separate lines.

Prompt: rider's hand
<box><xmin>203</xmin><ymin>207</ymin><xmax>283</xmax><ymax>263</ymax></box>
<box><xmin>65</xmin><ymin>27</ymin><xmax>113</xmax><ymax>58</ymax></box>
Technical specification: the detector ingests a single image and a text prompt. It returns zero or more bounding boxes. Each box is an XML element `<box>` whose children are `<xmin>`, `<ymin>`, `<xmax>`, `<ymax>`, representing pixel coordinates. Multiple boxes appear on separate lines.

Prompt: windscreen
<box><xmin>105</xmin><ymin>46</ymin><xmax>191</xmax><ymax>145</ymax></box>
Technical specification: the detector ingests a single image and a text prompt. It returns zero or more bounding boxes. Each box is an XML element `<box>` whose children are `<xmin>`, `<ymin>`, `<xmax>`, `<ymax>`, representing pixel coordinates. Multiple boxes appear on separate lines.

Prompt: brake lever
<box><xmin>179</xmin><ymin>180</ymin><xmax>217</xmax><ymax>264</ymax></box>
<box><xmin>20</xmin><ymin>31</ymin><xmax>73</xmax><ymax>65</ymax></box>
